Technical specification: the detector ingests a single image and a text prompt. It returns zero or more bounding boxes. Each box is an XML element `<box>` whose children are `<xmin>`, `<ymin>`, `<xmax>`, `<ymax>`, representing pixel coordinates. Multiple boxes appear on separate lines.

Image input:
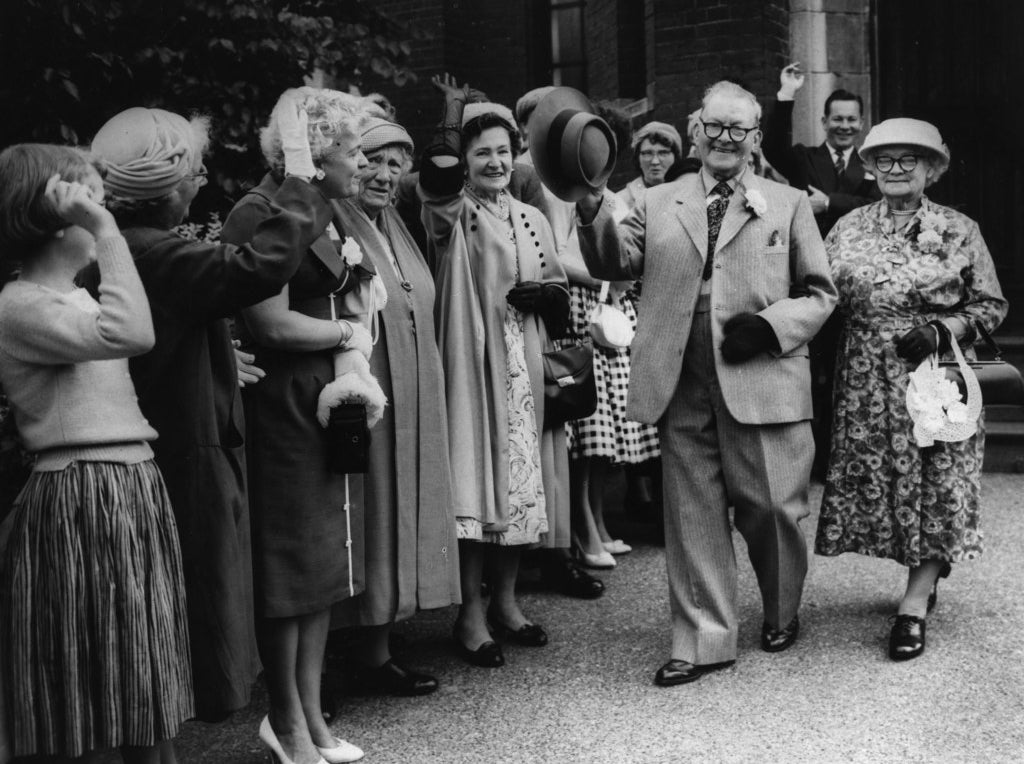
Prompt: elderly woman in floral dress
<box><xmin>815</xmin><ymin>118</ymin><xmax>1007</xmax><ymax>662</ymax></box>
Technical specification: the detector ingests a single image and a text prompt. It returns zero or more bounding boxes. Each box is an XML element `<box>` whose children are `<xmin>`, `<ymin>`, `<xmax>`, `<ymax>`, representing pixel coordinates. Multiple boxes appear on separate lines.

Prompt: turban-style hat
<box><xmin>91</xmin><ymin>107</ymin><xmax>199</xmax><ymax>200</ymax></box>
<box><xmin>360</xmin><ymin>118</ymin><xmax>414</xmax><ymax>155</ymax></box>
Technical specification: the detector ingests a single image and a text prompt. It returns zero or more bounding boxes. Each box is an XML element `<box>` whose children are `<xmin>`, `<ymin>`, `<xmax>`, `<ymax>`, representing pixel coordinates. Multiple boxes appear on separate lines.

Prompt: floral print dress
<box><xmin>815</xmin><ymin>198</ymin><xmax>1007</xmax><ymax>567</ymax></box>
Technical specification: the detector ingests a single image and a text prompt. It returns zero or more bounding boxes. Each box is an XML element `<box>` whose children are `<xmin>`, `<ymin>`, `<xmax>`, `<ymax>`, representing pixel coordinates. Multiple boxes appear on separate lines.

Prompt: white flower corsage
<box><xmin>915</xmin><ymin>208</ymin><xmax>956</xmax><ymax>255</ymax></box>
<box><xmin>340</xmin><ymin>237</ymin><xmax>363</xmax><ymax>267</ymax></box>
<box><xmin>745</xmin><ymin>188</ymin><xmax>767</xmax><ymax>217</ymax></box>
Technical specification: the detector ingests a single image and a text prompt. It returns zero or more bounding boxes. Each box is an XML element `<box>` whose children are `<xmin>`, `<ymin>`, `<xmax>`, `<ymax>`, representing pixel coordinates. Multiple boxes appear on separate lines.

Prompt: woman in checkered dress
<box><xmin>560</xmin><ymin>192</ymin><xmax>659</xmax><ymax>567</ymax></box>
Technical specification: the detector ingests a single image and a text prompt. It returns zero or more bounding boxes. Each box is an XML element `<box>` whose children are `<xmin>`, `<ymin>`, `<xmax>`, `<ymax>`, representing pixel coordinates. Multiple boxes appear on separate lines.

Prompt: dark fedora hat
<box><xmin>528</xmin><ymin>87</ymin><xmax>617</xmax><ymax>202</ymax></box>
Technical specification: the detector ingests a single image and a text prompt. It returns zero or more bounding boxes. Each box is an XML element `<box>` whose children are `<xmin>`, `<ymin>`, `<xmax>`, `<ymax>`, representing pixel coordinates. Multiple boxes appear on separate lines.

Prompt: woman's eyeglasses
<box><xmin>700</xmin><ymin>121</ymin><xmax>759</xmax><ymax>142</ymax></box>
<box><xmin>873</xmin><ymin>154</ymin><xmax>921</xmax><ymax>173</ymax></box>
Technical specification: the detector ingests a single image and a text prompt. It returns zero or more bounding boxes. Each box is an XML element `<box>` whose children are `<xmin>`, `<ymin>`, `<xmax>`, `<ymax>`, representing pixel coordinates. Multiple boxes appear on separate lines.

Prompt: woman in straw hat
<box><xmin>420</xmin><ymin>74</ymin><xmax>570</xmax><ymax>668</ymax></box>
<box><xmin>328</xmin><ymin>116</ymin><xmax>459</xmax><ymax>696</ymax></box>
<box><xmin>0</xmin><ymin>145</ymin><xmax>192</xmax><ymax>762</ymax></box>
<box><xmin>814</xmin><ymin>118</ymin><xmax>1007</xmax><ymax>661</ymax></box>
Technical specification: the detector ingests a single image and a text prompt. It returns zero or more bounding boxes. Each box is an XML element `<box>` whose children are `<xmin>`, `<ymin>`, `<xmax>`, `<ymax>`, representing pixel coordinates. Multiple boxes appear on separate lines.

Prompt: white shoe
<box><xmin>577</xmin><ymin>548</ymin><xmax>616</xmax><ymax>569</ymax></box>
<box><xmin>317</xmin><ymin>737</ymin><xmax>365</xmax><ymax>763</ymax></box>
<box><xmin>603</xmin><ymin>539</ymin><xmax>632</xmax><ymax>555</ymax></box>
<box><xmin>259</xmin><ymin>716</ymin><xmax>329</xmax><ymax>764</ymax></box>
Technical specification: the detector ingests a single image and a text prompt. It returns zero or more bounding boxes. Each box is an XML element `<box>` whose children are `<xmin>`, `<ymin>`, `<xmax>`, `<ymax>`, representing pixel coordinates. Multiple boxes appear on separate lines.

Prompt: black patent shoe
<box><xmin>927</xmin><ymin>562</ymin><xmax>952</xmax><ymax>614</ymax></box>
<box><xmin>889</xmin><ymin>614</ymin><xmax>926</xmax><ymax>661</ymax></box>
<box><xmin>653</xmin><ymin>658</ymin><xmax>735</xmax><ymax>687</ymax></box>
<box><xmin>761</xmin><ymin>615</ymin><xmax>800</xmax><ymax>653</ymax></box>
<box><xmin>541</xmin><ymin>559</ymin><xmax>605</xmax><ymax>599</ymax></box>
<box><xmin>453</xmin><ymin>627</ymin><xmax>505</xmax><ymax>668</ymax></box>
<box><xmin>350</xmin><ymin>659</ymin><xmax>438</xmax><ymax>696</ymax></box>
<box><xmin>488</xmin><ymin>612</ymin><xmax>549</xmax><ymax>646</ymax></box>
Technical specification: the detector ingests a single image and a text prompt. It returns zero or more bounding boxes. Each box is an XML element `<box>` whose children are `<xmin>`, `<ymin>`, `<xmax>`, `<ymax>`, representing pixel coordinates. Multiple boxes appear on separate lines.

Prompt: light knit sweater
<box><xmin>0</xmin><ymin>236</ymin><xmax>158</xmax><ymax>468</ymax></box>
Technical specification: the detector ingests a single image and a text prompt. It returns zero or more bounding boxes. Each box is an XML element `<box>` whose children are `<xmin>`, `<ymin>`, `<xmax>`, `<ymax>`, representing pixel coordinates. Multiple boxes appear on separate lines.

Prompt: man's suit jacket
<box><xmin>762</xmin><ymin>100</ymin><xmax>880</xmax><ymax>236</ymax></box>
<box><xmin>577</xmin><ymin>172</ymin><xmax>837</xmax><ymax>426</ymax></box>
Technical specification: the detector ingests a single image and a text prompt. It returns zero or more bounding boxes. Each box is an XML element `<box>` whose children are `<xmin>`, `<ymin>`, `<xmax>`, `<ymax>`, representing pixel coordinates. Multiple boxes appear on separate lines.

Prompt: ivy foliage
<box><xmin>0</xmin><ymin>0</ymin><xmax>419</xmax><ymax>209</ymax></box>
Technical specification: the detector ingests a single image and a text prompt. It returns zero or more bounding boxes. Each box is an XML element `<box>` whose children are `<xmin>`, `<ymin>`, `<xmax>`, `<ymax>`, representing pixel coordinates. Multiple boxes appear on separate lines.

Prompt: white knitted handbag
<box><xmin>588</xmin><ymin>280</ymin><xmax>634</xmax><ymax>349</ymax></box>
<box><xmin>906</xmin><ymin>332</ymin><xmax>982</xmax><ymax>446</ymax></box>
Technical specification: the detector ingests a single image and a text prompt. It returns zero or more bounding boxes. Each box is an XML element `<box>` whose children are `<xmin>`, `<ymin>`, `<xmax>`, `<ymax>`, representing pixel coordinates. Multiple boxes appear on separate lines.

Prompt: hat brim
<box><xmin>528</xmin><ymin>87</ymin><xmax>617</xmax><ymax>202</ymax></box>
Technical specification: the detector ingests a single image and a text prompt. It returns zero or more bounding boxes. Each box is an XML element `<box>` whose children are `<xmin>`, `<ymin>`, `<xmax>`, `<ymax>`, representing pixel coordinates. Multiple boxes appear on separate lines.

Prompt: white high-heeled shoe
<box><xmin>259</xmin><ymin>716</ymin><xmax>330</xmax><ymax>764</ymax></box>
<box><xmin>603</xmin><ymin>539</ymin><xmax>632</xmax><ymax>555</ymax></box>
<box><xmin>316</xmin><ymin>736</ymin><xmax>365</xmax><ymax>763</ymax></box>
<box><xmin>576</xmin><ymin>548</ymin><xmax>616</xmax><ymax>569</ymax></box>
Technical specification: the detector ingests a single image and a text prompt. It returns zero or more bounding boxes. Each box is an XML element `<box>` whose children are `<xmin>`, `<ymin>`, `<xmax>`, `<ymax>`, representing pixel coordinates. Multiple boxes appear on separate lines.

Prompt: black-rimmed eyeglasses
<box><xmin>700</xmin><ymin>121</ymin><xmax>759</xmax><ymax>142</ymax></box>
<box><xmin>873</xmin><ymin>154</ymin><xmax>922</xmax><ymax>173</ymax></box>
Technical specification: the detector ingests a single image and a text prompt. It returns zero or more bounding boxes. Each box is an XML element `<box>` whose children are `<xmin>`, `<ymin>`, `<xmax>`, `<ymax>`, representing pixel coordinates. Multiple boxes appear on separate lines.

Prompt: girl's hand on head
<box><xmin>44</xmin><ymin>175</ymin><xmax>118</xmax><ymax>240</ymax></box>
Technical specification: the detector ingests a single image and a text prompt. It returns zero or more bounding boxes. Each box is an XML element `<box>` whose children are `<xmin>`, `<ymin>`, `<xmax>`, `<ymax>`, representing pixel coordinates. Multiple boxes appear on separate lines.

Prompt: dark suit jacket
<box><xmin>762</xmin><ymin>99</ymin><xmax>880</xmax><ymax>236</ymax></box>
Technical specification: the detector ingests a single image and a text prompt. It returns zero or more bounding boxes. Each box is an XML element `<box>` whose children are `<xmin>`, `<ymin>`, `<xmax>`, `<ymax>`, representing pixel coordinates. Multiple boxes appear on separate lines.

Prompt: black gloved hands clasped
<box><xmin>895</xmin><ymin>323</ymin><xmax>949</xmax><ymax>365</ymax></box>
<box><xmin>507</xmin><ymin>281</ymin><xmax>570</xmax><ymax>339</ymax></box>
<box><xmin>720</xmin><ymin>313</ymin><xmax>780</xmax><ymax>363</ymax></box>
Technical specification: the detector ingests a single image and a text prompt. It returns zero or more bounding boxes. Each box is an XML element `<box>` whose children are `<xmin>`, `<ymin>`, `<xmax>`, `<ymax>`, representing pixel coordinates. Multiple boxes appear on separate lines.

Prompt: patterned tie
<box><xmin>703</xmin><ymin>181</ymin><xmax>733</xmax><ymax>280</ymax></box>
<box><xmin>834</xmin><ymin>150</ymin><xmax>846</xmax><ymax>179</ymax></box>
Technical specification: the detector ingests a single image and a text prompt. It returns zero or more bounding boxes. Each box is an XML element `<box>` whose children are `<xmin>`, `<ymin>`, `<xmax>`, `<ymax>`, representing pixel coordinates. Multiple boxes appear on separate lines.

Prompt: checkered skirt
<box><xmin>564</xmin><ymin>284</ymin><xmax>660</xmax><ymax>463</ymax></box>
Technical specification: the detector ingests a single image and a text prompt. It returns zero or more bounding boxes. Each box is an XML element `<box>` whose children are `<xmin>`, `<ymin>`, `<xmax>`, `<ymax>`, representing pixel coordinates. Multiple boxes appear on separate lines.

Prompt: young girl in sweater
<box><xmin>0</xmin><ymin>144</ymin><xmax>193</xmax><ymax>763</ymax></box>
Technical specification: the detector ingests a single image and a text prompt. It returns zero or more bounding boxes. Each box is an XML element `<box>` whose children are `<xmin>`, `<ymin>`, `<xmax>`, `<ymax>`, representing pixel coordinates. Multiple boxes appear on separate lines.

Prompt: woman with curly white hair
<box><xmin>221</xmin><ymin>86</ymin><xmax>373</xmax><ymax>764</ymax></box>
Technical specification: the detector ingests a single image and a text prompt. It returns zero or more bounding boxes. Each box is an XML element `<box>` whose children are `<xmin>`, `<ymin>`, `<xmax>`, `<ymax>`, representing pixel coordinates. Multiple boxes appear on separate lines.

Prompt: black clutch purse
<box><xmin>939</xmin><ymin>323</ymin><xmax>1024</xmax><ymax>408</ymax></box>
<box><xmin>542</xmin><ymin>339</ymin><xmax>598</xmax><ymax>427</ymax></box>
<box><xmin>324</xmin><ymin>403</ymin><xmax>370</xmax><ymax>474</ymax></box>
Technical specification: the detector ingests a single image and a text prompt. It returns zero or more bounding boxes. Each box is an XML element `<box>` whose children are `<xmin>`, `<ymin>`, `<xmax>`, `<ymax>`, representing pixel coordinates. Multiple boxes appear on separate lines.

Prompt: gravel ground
<box><xmin>172</xmin><ymin>475</ymin><xmax>1024</xmax><ymax>764</ymax></box>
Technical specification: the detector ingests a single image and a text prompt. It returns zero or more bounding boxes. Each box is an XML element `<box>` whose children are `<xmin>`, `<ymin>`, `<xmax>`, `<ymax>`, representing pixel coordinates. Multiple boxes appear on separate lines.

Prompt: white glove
<box><xmin>273</xmin><ymin>89</ymin><xmax>317</xmax><ymax>180</ymax></box>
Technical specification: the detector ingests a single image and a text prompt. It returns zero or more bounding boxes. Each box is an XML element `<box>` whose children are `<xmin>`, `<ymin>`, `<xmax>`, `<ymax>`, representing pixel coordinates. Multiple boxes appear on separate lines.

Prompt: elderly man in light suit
<box><xmin>576</xmin><ymin>81</ymin><xmax>837</xmax><ymax>686</ymax></box>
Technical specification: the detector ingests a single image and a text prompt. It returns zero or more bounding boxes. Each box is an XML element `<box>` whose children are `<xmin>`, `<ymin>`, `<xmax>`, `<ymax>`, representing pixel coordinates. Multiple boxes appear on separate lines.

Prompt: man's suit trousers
<box><xmin>658</xmin><ymin>301</ymin><xmax>813</xmax><ymax>664</ymax></box>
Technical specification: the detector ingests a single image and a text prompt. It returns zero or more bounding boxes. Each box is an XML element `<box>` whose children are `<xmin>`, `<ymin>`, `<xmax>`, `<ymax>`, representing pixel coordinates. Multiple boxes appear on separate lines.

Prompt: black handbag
<box><xmin>940</xmin><ymin>323</ymin><xmax>1024</xmax><ymax>407</ymax></box>
<box><xmin>542</xmin><ymin>339</ymin><xmax>598</xmax><ymax>427</ymax></box>
<box><xmin>324</xmin><ymin>403</ymin><xmax>371</xmax><ymax>474</ymax></box>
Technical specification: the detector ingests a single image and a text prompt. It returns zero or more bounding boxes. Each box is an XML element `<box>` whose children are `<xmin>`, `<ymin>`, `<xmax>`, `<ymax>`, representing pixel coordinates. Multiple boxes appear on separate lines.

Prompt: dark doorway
<box><xmin>874</xmin><ymin>0</ymin><xmax>1024</xmax><ymax>325</ymax></box>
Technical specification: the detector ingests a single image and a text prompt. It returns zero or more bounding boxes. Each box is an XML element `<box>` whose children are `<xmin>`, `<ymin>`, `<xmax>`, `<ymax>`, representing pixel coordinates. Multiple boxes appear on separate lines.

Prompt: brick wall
<box><xmin>366</xmin><ymin>0</ymin><xmax>791</xmax><ymax>181</ymax></box>
<box><xmin>646</xmin><ymin>0</ymin><xmax>789</xmax><ymax>130</ymax></box>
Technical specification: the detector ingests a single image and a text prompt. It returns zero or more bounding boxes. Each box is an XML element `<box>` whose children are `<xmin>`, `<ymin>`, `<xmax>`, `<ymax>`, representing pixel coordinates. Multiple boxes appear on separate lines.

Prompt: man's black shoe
<box><xmin>653</xmin><ymin>659</ymin><xmax>735</xmax><ymax>687</ymax></box>
<box><xmin>761</xmin><ymin>615</ymin><xmax>800</xmax><ymax>653</ymax></box>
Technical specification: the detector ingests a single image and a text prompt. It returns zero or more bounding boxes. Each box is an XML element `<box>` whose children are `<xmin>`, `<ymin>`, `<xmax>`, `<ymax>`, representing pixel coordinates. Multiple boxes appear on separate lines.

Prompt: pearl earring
<box><xmin>54</xmin><ymin>229</ymin><xmax>65</xmax><ymax>239</ymax></box>
<box><xmin>315</xmin><ymin>168</ymin><xmax>326</xmax><ymax>181</ymax></box>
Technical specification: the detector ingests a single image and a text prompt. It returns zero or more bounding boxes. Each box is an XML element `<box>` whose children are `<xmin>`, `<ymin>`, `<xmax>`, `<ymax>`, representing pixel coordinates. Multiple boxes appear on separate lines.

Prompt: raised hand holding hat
<box><xmin>273</xmin><ymin>89</ymin><xmax>317</xmax><ymax>180</ymax></box>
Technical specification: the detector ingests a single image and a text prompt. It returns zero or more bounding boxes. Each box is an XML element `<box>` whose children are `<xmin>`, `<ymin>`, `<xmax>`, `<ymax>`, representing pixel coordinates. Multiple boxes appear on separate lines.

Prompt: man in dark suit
<box><xmin>762</xmin><ymin>63</ymin><xmax>880</xmax><ymax>478</ymax></box>
<box><xmin>762</xmin><ymin>62</ymin><xmax>879</xmax><ymax>238</ymax></box>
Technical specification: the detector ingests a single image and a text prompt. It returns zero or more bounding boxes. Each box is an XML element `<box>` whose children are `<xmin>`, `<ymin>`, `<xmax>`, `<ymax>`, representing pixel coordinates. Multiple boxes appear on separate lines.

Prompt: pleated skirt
<box><xmin>0</xmin><ymin>460</ymin><xmax>194</xmax><ymax>758</ymax></box>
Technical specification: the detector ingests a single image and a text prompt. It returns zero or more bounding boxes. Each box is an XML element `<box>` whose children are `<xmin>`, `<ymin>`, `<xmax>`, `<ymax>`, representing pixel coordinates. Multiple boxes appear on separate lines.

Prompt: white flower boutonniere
<box><xmin>340</xmin><ymin>237</ymin><xmax>363</xmax><ymax>267</ymax></box>
<box><xmin>745</xmin><ymin>188</ymin><xmax>767</xmax><ymax>217</ymax></box>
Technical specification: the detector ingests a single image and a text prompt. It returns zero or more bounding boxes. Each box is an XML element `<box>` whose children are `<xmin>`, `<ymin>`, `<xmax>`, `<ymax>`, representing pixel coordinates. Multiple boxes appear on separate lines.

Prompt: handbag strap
<box><xmin>973</xmin><ymin>320</ymin><xmax>1002</xmax><ymax>360</ymax></box>
<box><xmin>598</xmin><ymin>280</ymin><xmax>611</xmax><ymax>303</ymax></box>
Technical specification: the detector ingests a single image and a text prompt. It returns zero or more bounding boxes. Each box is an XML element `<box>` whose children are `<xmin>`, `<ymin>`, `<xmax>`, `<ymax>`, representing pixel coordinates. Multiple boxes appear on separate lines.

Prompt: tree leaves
<box><xmin>0</xmin><ymin>0</ymin><xmax>417</xmax><ymax>217</ymax></box>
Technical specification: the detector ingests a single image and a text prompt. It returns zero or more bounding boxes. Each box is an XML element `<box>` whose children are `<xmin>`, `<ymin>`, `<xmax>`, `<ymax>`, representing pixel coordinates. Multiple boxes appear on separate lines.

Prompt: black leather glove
<box><xmin>894</xmin><ymin>324</ymin><xmax>940</xmax><ymax>364</ymax></box>
<box><xmin>507</xmin><ymin>281</ymin><xmax>570</xmax><ymax>339</ymax></box>
<box><xmin>720</xmin><ymin>313</ymin><xmax>779</xmax><ymax>363</ymax></box>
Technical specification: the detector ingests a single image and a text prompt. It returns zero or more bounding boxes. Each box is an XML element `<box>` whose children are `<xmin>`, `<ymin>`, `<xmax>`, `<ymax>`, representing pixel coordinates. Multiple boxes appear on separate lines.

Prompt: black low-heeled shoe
<box><xmin>927</xmin><ymin>561</ymin><xmax>952</xmax><ymax>614</ymax></box>
<box><xmin>350</xmin><ymin>659</ymin><xmax>438</xmax><ymax>697</ymax></box>
<box><xmin>488</xmin><ymin>612</ymin><xmax>549</xmax><ymax>646</ymax></box>
<box><xmin>889</xmin><ymin>614</ymin><xmax>926</xmax><ymax>661</ymax></box>
<box><xmin>453</xmin><ymin>627</ymin><xmax>505</xmax><ymax>668</ymax></box>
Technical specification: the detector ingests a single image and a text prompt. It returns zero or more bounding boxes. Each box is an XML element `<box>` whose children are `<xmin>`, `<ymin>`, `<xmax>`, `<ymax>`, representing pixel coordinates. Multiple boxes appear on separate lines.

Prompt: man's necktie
<box><xmin>834</xmin><ymin>151</ymin><xmax>846</xmax><ymax>179</ymax></box>
<box><xmin>703</xmin><ymin>181</ymin><xmax>733</xmax><ymax>280</ymax></box>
